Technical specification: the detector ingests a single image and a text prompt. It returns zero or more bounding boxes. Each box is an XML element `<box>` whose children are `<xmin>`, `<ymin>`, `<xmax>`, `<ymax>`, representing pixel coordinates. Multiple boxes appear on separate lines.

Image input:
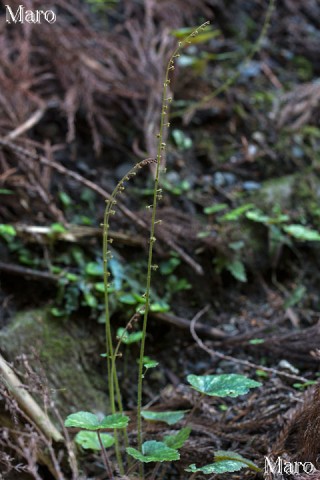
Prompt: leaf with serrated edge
<box><xmin>75</xmin><ymin>431</ymin><xmax>114</xmax><ymax>450</ymax></box>
<box><xmin>214</xmin><ymin>451</ymin><xmax>261</xmax><ymax>472</ymax></box>
<box><xmin>186</xmin><ymin>461</ymin><xmax>246</xmax><ymax>474</ymax></box>
<box><xmin>187</xmin><ymin>374</ymin><xmax>261</xmax><ymax>397</ymax></box>
<box><xmin>141</xmin><ymin>410</ymin><xmax>187</xmax><ymax>425</ymax></box>
<box><xmin>65</xmin><ymin>412</ymin><xmax>100</xmax><ymax>430</ymax></box>
<box><xmin>65</xmin><ymin>411</ymin><xmax>129</xmax><ymax>430</ymax></box>
<box><xmin>126</xmin><ymin>440</ymin><xmax>180</xmax><ymax>463</ymax></box>
<box><xmin>163</xmin><ymin>427</ymin><xmax>191</xmax><ymax>449</ymax></box>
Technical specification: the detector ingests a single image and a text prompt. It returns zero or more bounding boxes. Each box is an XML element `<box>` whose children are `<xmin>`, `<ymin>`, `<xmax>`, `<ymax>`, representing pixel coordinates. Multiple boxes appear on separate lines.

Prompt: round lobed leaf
<box><xmin>75</xmin><ymin>431</ymin><xmax>114</xmax><ymax>450</ymax></box>
<box><xmin>126</xmin><ymin>440</ymin><xmax>180</xmax><ymax>463</ymax></box>
<box><xmin>64</xmin><ymin>411</ymin><xmax>129</xmax><ymax>430</ymax></box>
<box><xmin>163</xmin><ymin>427</ymin><xmax>191</xmax><ymax>449</ymax></box>
<box><xmin>65</xmin><ymin>411</ymin><xmax>101</xmax><ymax>430</ymax></box>
<box><xmin>141</xmin><ymin>410</ymin><xmax>187</xmax><ymax>425</ymax></box>
<box><xmin>187</xmin><ymin>374</ymin><xmax>261</xmax><ymax>397</ymax></box>
<box><xmin>186</xmin><ymin>451</ymin><xmax>260</xmax><ymax>474</ymax></box>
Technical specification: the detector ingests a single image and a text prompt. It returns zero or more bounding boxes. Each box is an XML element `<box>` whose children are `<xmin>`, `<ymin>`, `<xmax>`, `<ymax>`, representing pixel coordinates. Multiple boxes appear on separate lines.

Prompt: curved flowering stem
<box><xmin>135</xmin><ymin>21</ymin><xmax>210</xmax><ymax>468</ymax></box>
<box><xmin>102</xmin><ymin>157</ymin><xmax>156</xmax><ymax>472</ymax></box>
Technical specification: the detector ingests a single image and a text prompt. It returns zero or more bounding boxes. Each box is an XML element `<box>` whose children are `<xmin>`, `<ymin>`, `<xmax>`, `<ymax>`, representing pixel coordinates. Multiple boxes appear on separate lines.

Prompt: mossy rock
<box><xmin>255</xmin><ymin>171</ymin><xmax>320</xmax><ymax>217</ymax></box>
<box><xmin>0</xmin><ymin>309</ymin><xmax>108</xmax><ymax>416</ymax></box>
<box><xmin>217</xmin><ymin>171</ymin><xmax>320</xmax><ymax>272</ymax></box>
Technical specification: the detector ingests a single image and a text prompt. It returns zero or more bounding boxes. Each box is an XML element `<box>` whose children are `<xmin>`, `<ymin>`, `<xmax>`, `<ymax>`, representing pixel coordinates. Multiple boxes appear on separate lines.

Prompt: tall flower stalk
<box><xmin>135</xmin><ymin>22</ymin><xmax>210</xmax><ymax>459</ymax></box>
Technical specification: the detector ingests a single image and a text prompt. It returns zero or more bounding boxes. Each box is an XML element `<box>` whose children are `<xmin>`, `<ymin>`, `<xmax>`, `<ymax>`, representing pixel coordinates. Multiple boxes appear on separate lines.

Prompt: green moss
<box><xmin>0</xmin><ymin>309</ymin><xmax>108</xmax><ymax>415</ymax></box>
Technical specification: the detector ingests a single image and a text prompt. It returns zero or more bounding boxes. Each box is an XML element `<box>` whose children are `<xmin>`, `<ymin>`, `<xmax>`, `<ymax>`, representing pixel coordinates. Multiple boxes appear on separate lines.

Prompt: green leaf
<box><xmin>246</xmin><ymin>210</ymin><xmax>289</xmax><ymax>224</ymax></box>
<box><xmin>172</xmin><ymin>129</ymin><xmax>192</xmax><ymax>150</ymax></box>
<box><xmin>142</xmin><ymin>356</ymin><xmax>159</xmax><ymax>369</ymax></box>
<box><xmin>159</xmin><ymin>257</ymin><xmax>181</xmax><ymax>275</ymax></box>
<box><xmin>283</xmin><ymin>285</ymin><xmax>306</xmax><ymax>308</ymax></box>
<box><xmin>116</xmin><ymin>328</ymin><xmax>143</xmax><ymax>345</ymax></box>
<box><xmin>141</xmin><ymin>411</ymin><xmax>187</xmax><ymax>426</ymax></box>
<box><xmin>163</xmin><ymin>427</ymin><xmax>191</xmax><ymax>449</ymax></box>
<box><xmin>66</xmin><ymin>273</ymin><xmax>78</xmax><ymax>282</ymax></box>
<box><xmin>0</xmin><ymin>224</ymin><xmax>16</xmax><ymax>237</ymax></box>
<box><xmin>293</xmin><ymin>380</ymin><xmax>317</xmax><ymax>390</ymax></box>
<box><xmin>95</xmin><ymin>282</ymin><xmax>105</xmax><ymax>292</ymax></box>
<box><xmin>50</xmin><ymin>223</ymin><xmax>66</xmax><ymax>233</ymax></box>
<box><xmin>50</xmin><ymin>307</ymin><xmax>65</xmax><ymax>317</ymax></box>
<box><xmin>220</xmin><ymin>204</ymin><xmax>254</xmax><ymax>221</ymax></box>
<box><xmin>249</xmin><ymin>338</ymin><xmax>264</xmax><ymax>345</ymax></box>
<box><xmin>186</xmin><ymin>462</ymin><xmax>242</xmax><ymax>474</ymax></box>
<box><xmin>186</xmin><ymin>450</ymin><xmax>260</xmax><ymax>474</ymax></box>
<box><xmin>98</xmin><ymin>413</ymin><xmax>129</xmax><ymax>429</ymax></box>
<box><xmin>65</xmin><ymin>412</ymin><xmax>101</xmax><ymax>429</ymax></box>
<box><xmin>283</xmin><ymin>225</ymin><xmax>320</xmax><ymax>241</ymax></box>
<box><xmin>126</xmin><ymin>441</ymin><xmax>180</xmax><ymax>463</ymax></box>
<box><xmin>214</xmin><ymin>450</ymin><xmax>261</xmax><ymax>472</ymax></box>
<box><xmin>226</xmin><ymin>260</ymin><xmax>247</xmax><ymax>282</ymax></box>
<box><xmin>119</xmin><ymin>293</ymin><xmax>138</xmax><ymax>305</ymax></box>
<box><xmin>64</xmin><ymin>412</ymin><xmax>129</xmax><ymax>430</ymax></box>
<box><xmin>82</xmin><ymin>290</ymin><xmax>98</xmax><ymax>308</ymax></box>
<box><xmin>109</xmin><ymin>257</ymin><xmax>124</xmax><ymax>290</ymax></box>
<box><xmin>95</xmin><ymin>282</ymin><xmax>114</xmax><ymax>293</ymax></box>
<box><xmin>0</xmin><ymin>189</ymin><xmax>14</xmax><ymax>195</ymax></box>
<box><xmin>85</xmin><ymin>262</ymin><xmax>103</xmax><ymax>276</ymax></box>
<box><xmin>150</xmin><ymin>300</ymin><xmax>170</xmax><ymax>313</ymax></box>
<box><xmin>187</xmin><ymin>374</ymin><xmax>261</xmax><ymax>397</ymax></box>
<box><xmin>229</xmin><ymin>241</ymin><xmax>244</xmax><ymax>251</ymax></box>
<box><xmin>204</xmin><ymin>203</ymin><xmax>228</xmax><ymax>215</ymax></box>
<box><xmin>59</xmin><ymin>191</ymin><xmax>72</xmax><ymax>207</ymax></box>
<box><xmin>75</xmin><ymin>431</ymin><xmax>114</xmax><ymax>450</ymax></box>
<box><xmin>245</xmin><ymin>209</ymin><xmax>269</xmax><ymax>223</ymax></box>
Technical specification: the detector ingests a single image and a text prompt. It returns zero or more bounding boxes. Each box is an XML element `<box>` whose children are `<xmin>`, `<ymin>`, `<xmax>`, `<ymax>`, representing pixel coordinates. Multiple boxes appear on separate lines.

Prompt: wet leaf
<box><xmin>283</xmin><ymin>225</ymin><xmax>320</xmax><ymax>241</ymax></box>
<box><xmin>65</xmin><ymin>411</ymin><xmax>129</xmax><ymax>430</ymax></box>
<box><xmin>141</xmin><ymin>410</ymin><xmax>187</xmax><ymax>425</ymax></box>
<box><xmin>127</xmin><ymin>441</ymin><xmax>179</xmax><ymax>463</ymax></box>
<box><xmin>226</xmin><ymin>260</ymin><xmax>247</xmax><ymax>282</ymax></box>
<box><xmin>186</xmin><ymin>450</ymin><xmax>260</xmax><ymax>474</ymax></box>
<box><xmin>163</xmin><ymin>427</ymin><xmax>191</xmax><ymax>449</ymax></box>
<box><xmin>75</xmin><ymin>431</ymin><xmax>114</xmax><ymax>450</ymax></box>
<box><xmin>116</xmin><ymin>327</ymin><xmax>143</xmax><ymax>344</ymax></box>
<box><xmin>187</xmin><ymin>374</ymin><xmax>261</xmax><ymax>397</ymax></box>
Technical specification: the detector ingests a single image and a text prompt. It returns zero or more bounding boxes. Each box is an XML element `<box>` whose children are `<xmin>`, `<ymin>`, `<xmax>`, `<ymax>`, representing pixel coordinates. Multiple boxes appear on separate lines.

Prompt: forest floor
<box><xmin>1</xmin><ymin>1</ymin><xmax>320</xmax><ymax>479</ymax></box>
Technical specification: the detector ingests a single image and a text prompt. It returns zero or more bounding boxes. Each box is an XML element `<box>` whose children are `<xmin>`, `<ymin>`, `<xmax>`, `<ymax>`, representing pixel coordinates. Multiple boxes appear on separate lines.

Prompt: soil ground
<box><xmin>1</xmin><ymin>1</ymin><xmax>320</xmax><ymax>479</ymax></box>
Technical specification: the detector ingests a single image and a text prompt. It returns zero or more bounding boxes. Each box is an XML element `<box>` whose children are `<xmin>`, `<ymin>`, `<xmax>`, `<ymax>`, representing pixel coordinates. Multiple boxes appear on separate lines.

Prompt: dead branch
<box><xmin>0</xmin><ymin>353</ymin><xmax>63</xmax><ymax>443</ymax></box>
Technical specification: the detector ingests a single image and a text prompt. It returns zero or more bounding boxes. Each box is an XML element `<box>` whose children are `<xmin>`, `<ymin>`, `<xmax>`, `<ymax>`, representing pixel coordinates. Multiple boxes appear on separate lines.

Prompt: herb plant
<box><xmin>64</xmin><ymin>20</ymin><xmax>265</xmax><ymax>480</ymax></box>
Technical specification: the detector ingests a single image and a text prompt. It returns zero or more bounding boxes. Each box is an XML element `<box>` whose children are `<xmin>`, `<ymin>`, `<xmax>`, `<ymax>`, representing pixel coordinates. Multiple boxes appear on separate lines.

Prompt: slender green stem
<box><xmin>135</xmin><ymin>22</ymin><xmax>211</xmax><ymax>471</ymax></box>
<box><xmin>103</xmin><ymin>22</ymin><xmax>210</xmax><ymax>479</ymax></box>
<box><xmin>184</xmin><ymin>393</ymin><xmax>204</xmax><ymax>426</ymax></box>
<box><xmin>97</xmin><ymin>430</ymin><xmax>114</xmax><ymax>480</ymax></box>
<box><xmin>150</xmin><ymin>462</ymin><xmax>161</xmax><ymax>480</ymax></box>
<box><xmin>103</xmin><ymin>158</ymin><xmax>155</xmax><ymax>474</ymax></box>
